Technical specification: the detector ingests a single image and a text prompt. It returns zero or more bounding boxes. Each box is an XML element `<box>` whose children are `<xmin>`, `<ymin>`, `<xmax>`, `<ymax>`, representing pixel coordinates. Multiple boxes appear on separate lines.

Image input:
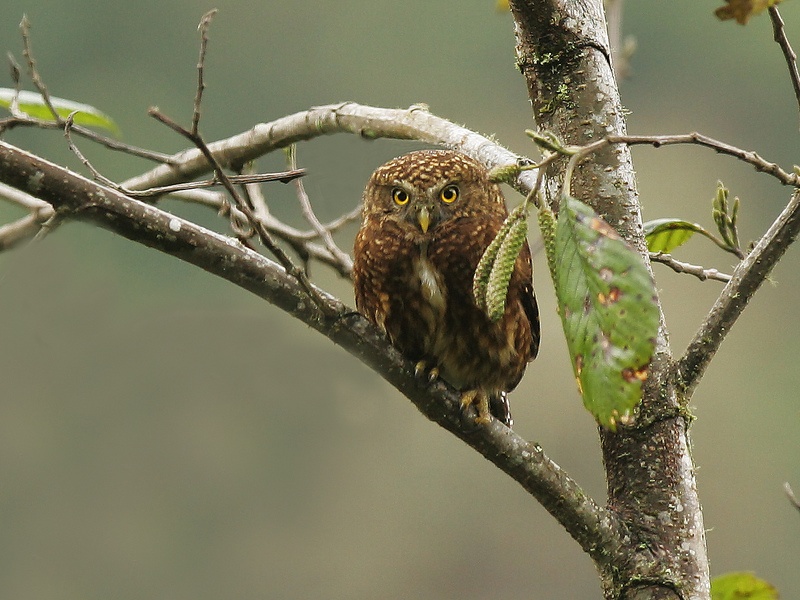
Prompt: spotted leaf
<box><xmin>552</xmin><ymin>196</ymin><xmax>659</xmax><ymax>429</ymax></box>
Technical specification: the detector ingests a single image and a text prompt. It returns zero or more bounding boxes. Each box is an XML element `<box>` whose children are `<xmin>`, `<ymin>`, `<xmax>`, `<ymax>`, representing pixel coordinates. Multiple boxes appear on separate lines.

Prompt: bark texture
<box><xmin>508</xmin><ymin>1</ymin><xmax>710</xmax><ymax>598</ymax></box>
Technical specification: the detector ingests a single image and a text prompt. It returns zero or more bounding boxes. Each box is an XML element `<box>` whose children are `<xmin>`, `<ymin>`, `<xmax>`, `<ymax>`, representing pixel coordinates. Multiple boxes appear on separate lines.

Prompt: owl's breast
<box><xmin>413</xmin><ymin>251</ymin><xmax>446</xmax><ymax>312</ymax></box>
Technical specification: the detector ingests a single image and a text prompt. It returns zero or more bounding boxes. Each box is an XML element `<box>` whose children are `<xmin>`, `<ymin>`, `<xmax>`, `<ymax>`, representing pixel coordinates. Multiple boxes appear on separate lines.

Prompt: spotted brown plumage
<box><xmin>352</xmin><ymin>149</ymin><xmax>539</xmax><ymax>426</ymax></box>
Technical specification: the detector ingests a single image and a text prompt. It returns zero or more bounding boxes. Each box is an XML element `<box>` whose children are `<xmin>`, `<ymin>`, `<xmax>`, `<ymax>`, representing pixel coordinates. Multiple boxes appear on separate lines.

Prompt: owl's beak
<box><xmin>417</xmin><ymin>206</ymin><xmax>431</xmax><ymax>233</ymax></box>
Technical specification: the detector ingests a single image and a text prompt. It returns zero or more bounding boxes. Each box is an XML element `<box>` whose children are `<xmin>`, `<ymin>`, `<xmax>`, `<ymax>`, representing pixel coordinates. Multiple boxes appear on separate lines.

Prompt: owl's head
<box><xmin>362</xmin><ymin>149</ymin><xmax>505</xmax><ymax>237</ymax></box>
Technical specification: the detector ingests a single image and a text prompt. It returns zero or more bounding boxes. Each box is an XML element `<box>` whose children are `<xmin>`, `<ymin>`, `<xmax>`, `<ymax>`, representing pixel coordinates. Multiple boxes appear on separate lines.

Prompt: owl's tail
<box><xmin>489</xmin><ymin>392</ymin><xmax>513</xmax><ymax>428</ymax></box>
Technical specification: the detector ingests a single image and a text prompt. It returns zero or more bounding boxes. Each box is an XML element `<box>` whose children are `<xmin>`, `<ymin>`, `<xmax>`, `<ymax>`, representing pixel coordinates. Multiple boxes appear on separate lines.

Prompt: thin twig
<box><xmin>193</xmin><ymin>9</ymin><xmax>217</xmax><ymax>136</ymax></box>
<box><xmin>136</xmin><ymin>171</ymin><xmax>305</xmax><ymax>198</ymax></box>
<box><xmin>7</xmin><ymin>52</ymin><xmax>21</xmax><ymax>101</ymax></box>
<box><xmin>19</xmin><ymin>15</ymin><xmax>60</xmax><ymax>125</ymax></box>
<box><xmin>239</xmin><ymin>161</ymin><xmax>271</xmax><ymax>223</ymax></box>
<box><xmin>168</xmin><ymin>188</ymin><xmax>354</xmax><ymax>277</ymax></box>
<box><xmin>320</xmin><ymin>203</ymin><xmax>363</xmax><ymax>235</ymax></box>
<box><xmin>785</xmin><ymin>482</ymin><xmax>800</xmax><ymax>513</ymax></box>
<box><xmin>1</xmin><ymin>113</ymin><xmax>175</xmax><ymax>163</ymax></box>
<box><xmin>64</xmin><ymin>112</ymin><xmax>120</xmax><ymax>188</ymax></box>
<box><xmin>768</xmin><ymin>6</ymin><xmax>800</xmax><ymax>127</ymax></box>
<box><xmin>149</xmin><ymin>107</ymin><xmax>329</xmax><ymax>304</ymax></box>
<box><xmin>649</xmin><ymin>252</ymin><xmax>732</xmax><ymax>283</ymax></box>
<box><xmin>287</xmin><ymin>145</ymin><xmax>354</xmax><ymax>274</ymax></box>
<box><xmin>568</xmin><ymin>133</ymin><xmax>798</xmax><ymax>187</ymax></box>
<box><xmin>65</xmin><ymin>118</ymin><xmax>305</xmax><ymax>198</ymax></box>
<box><xmin>0</xmin><ymin>181</ymin><xmax>51</xmax><ymax>210</ymax></box>
<box><xmin>148</xmin><ymin>16</ymin><xmax>335</xmax><ymax>319</ymax></box>
<box><xmin>0</xmin><ymin>209</ymin><xmax>54</xmax><ymax>250</ymax></box>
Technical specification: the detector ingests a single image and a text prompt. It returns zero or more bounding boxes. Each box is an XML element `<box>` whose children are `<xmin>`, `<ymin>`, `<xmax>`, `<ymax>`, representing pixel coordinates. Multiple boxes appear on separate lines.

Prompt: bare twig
<box><xmin>239</xmin><ymin>162</ymin><xmax>271</xmax><ymax>222</ymax></box>
<box><xmin>193</xmin><ymin>9</ymin><xmax>217</xmax><ymax>136</ymax></box>
<box><xmin>65</xmin><ymin>118</ymin><xmax>305</xmax><ymax>199</ymax></box>
<box><xmin>287</xmin><ymin>145</ymin><xmax>354</xmax><ymax>274</ymax></box>
<box><xmin>1</xmin><ymin>113</ymin><xmax>175</xmax><ymax>163</ymax></box>
<box><xmin>149</xmin><ymin>106</ymin><xmax>332</xmax><ymax>312</ymax></box>
<box><xmin>164</xmin><ymin>187</ymin><xmax>354</xmax><ymax>277</ymax></box>
<box><xmin>0</xmin><ymin>181</ymin><xmax>50</xmax><ymax>210</ymax></box>
<box><xmin>146</xmin><ymin>14</ymin><xmax>334</xmax><ymax>315</ymax></box>
<box><xmin>0</xmin><ymin>209</ymin><xmax>53</xmax><ymax>250</ymax></box>
<box><xmin>679</xmin><ymin>189</ymin><xmax>800</xmax><ymax>397</ymax></box>
<box><xmin>7</xmin><ymin>52</ymin><xmax>21</xmax><ymax>96</ymax></box>
<box><xmin>785</xmin><ymin>482</ymin><xmax>800</xmax><ymax>513</ymax></box>
<box><xmin>64</xmin><ymin>112</ymin><xmax>120</xmax><ymax>188</ymax></box>
<box><xmin>768</xmin><ymin>6</ymin><xmax>800</xmax><ymax>127</ymax></box>
<box><xmin>19</xmin><ymin>15</ymin><xmax>60</xmax><ymax>125</ymax></box>
<box><xmin>139</xmin><ymin>171</ymin><xmax>305</xmax><ymax>198</ymax></box>
<box><xmin>320</xmin><ymin>203</ymin><xmax>363</xmax><ymax>235</ymax></box>
<box><xmin>649</xmin><ymin>252</ymin><xmax>732</xmax><ymax>283</ymax></box>
<box><xmin>558</xmin><ymin>132</ymin><xmax>798</xmax><ymax>188</ymax></box>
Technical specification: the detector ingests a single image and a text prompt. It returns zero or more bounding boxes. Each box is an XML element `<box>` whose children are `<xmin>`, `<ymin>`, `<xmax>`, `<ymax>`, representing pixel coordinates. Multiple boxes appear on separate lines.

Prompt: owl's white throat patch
<box><xmin>414</xmin><ymin>253</ymin><xmax>446</xmax><ymax>311</ymax></box>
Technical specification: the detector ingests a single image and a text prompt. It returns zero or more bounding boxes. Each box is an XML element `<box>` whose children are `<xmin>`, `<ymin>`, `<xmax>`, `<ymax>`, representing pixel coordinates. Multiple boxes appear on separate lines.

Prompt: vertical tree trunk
<box><xmin>508</xmin><ymin>1</ymin><xmax>710</xmax><ymax>598</ymax></box>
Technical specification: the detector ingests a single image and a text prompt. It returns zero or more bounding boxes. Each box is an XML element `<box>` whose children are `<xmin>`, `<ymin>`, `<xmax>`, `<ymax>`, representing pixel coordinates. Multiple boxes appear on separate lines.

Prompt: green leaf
<box><xmin>644</xmin><ymin>218</ymin><xmax>707</xmax><ymax>253</ymax></box>
<box><xmin>553</xmin><ymin>196</ymin><xmax>659</xmax><ymax>429</ymax></box>
<box><xmin>0</xmin><ymin>89</ymin><xmax>119</xmax><ymax>135</ymax></box>
<box><xmin>711</xmin><ymin>572</ymin><xmax>779</xmax><ymax>600</ymax></box>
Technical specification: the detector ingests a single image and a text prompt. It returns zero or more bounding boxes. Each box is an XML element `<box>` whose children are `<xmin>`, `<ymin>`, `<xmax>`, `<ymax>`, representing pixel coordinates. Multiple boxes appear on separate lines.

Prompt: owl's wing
<box><xmin>519</xmin><ymin>243</ymin><xmax>541</xmax><ymax>360</ymax></box>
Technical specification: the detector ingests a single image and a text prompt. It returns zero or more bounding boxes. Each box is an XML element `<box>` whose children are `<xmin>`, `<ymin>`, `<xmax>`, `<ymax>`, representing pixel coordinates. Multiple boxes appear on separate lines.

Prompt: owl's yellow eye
<box><xmin>392</xmin><ymin>188</ymin><xmax>409</xmax><ymax>205</ymax></box>
<box><xmin>440</xmin><ymin>185</ymin><xmax>459</xmax><ymax>203</ymax></box>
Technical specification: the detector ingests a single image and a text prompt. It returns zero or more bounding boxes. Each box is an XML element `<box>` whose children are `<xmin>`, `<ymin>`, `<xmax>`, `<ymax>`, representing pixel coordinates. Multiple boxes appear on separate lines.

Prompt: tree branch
<box><xmin>678</xmin><ymin>188</ymin><xmax>800</xmax><ymax>397</ymax></box>
<box><xmin>0</xmin><ymin>137</ymin><xmax>625</xmax><ymax>574</ymax></box>
<box><xmin>509</xmin><ymin>1</ymin><xmax>708</xmax><ymax>597</ymax></box>
<box><xmin>121</xmin><ymin>102</ymin><xmax>539</xmax><ymax>194</ymax></box>
<box><xmin>0</xmin><ymin>103</ymin><xmax>539</xmax><ymax>265</ymax></box>
<box><xmin>768</xmin><ymin>6</ymin><xmax>800</xmax><ymax>125</ymax></box>
<box><xmin>649</xmin><ymin>252</ymin><xmax>732</xmax><ymax>283</ymax></box>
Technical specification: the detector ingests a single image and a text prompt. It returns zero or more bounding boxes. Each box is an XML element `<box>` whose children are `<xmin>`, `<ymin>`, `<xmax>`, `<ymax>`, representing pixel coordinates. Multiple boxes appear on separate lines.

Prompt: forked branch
<box><xmin>0</xmin><ymin>138</ymin><xmax>627</xmax><ymax>574</ymax></box>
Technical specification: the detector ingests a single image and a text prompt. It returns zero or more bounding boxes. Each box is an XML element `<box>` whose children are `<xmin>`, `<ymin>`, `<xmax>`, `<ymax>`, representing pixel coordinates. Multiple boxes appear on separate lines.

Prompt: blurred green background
<box><xmin>0</xmin><ymin>1</ymin><xmax>798</xmax><ymax>598</ymax></box>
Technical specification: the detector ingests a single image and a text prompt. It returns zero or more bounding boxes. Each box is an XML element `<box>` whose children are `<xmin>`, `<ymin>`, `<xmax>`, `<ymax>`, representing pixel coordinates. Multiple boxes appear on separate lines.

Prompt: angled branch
<box><xmin>649</xmin><ymin>252</ymin><xmax>732</xmax><ymax>283</ymax></box>
<box><xmin>768</xmin><ymin>6</ymin><xmax>800</xmax><ymax>125</ymax></box>
<box><xmin>286</xmin><ymin>145</ymin><xmax>354</xmax><ymax>274</ymax></box>
<box><xmin>678</xmin><ymin>188</ymin><xmax>800</xmax><ymax>397</ymax></box>
<box><xmin>0</xmin><ymin>137</ymin><xmax>625</xmax><ymax>571</ymax></box>
<box><xmin>121</xmin><ymin>102</ymin><xmax>539</xmax><ymax>194</ymax></box>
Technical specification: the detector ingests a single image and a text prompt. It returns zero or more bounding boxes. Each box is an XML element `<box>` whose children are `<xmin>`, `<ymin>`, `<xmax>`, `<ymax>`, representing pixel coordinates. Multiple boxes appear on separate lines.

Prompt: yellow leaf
<box><xmin>715</xmin><ymin>0</ymin><xmax>783</xmax><ymax>25</ymax></box>
<box><xmin>496</xmin><ymin>0</ymin><xmax>510</xmax><ymax>11</ymax></box>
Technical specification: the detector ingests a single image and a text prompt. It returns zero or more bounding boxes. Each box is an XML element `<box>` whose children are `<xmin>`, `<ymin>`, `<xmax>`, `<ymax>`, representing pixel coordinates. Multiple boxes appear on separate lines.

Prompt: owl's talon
<box><xmin>460</xmin><ymin>389</ymin><xmax>492</xmax><ymax>426</ymax></box>
<box><xmin>413</xmin><ymin>361</ymin><xmax>440</xmax><ymax>385</ymax></box>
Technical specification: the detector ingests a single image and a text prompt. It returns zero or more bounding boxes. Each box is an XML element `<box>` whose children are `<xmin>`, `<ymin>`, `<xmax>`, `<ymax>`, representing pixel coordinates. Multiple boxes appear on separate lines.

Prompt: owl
<box><xmin>352</xmin><ymin>149</ymin><xmax>540</xmax><ymax>427</ymax></box>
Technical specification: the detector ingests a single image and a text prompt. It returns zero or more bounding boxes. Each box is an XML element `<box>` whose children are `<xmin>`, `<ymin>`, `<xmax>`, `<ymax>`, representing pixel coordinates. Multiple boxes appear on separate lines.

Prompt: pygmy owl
<box><xmin>352</xmin><ymin>149</ymin><xmax>540</xmax><ymax>427</ymax></box>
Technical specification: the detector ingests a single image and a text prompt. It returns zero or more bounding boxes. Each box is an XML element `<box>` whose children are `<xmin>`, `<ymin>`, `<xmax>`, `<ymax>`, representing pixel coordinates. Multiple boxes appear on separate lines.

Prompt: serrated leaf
<box><xmin>553</xmin><ymin>196</ymin><xmax>659</xmax><ymax>429</ymax></box>
<box><xmin>0</xmin><ymin>89</ymin><xmax>119</xmax><ymax>135</ymax></box>
<box><xmin>711</xmin><ymin>572</ymin><xmax>779</xmax><ymax>600</ymax></box>
<box><xmin>644</xmin><ymin>218</ymin><xmax>707</xmax><ymax>253</ymax></box>
<box><xmin>714</xmin><ymin>0</ymin><xmax>782</xmax><ymax>24</ymax></box>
